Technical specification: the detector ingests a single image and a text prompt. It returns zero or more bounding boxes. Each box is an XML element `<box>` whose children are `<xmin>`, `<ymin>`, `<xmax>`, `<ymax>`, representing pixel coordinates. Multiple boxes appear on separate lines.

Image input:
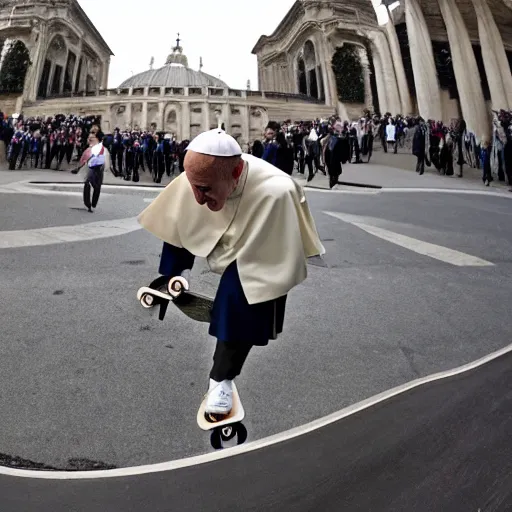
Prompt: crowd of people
<box><xmin>0</xmin><ymin>113</ymin><xmax>190</xmax><ymax>184</ymax></box>
<box><xmin>246</xmin><ymin>110</ymin><xmax>512</xmax><ymax>191</ymax></box>
<box><xmin>247</xmin><ymin>113</ymin><xmax>414</xmax><ymax>188</ymax></box>
<box><xmin>2</xmin><ymin>108</ymin><xmax>512</xmax><ymax>194</ymax></box>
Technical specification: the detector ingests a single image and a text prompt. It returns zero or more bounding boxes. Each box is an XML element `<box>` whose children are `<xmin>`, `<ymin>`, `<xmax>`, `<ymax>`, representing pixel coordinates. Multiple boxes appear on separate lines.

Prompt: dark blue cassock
<box><xmin>159</xmin><ymin>242</ymin><xmax>287</xmax><ymax>346</ymax></box>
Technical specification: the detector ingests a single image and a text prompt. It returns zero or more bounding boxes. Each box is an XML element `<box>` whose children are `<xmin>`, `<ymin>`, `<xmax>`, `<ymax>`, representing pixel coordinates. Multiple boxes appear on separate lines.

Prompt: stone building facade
<box><xmin>0</xmin><ymin>0</ymin><xmax>334</xmax><ymax>147</ymax></box>
<box><xmin>252</xmin><ymin>0</ymin><xmax>380</xmax><ymax>121</ymax></box>
<box><xmin>253</xmin><ymin>0</ymin><xmax>512</xmax><ymax>139</ymax></box>
<box><xmin>0</xmin><ymin>0</ymin><xmax>111</xmax><ymax>107</ymax></box>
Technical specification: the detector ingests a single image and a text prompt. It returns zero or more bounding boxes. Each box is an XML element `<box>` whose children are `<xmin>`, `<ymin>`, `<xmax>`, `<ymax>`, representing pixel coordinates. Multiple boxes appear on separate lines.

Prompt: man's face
<box><xmin>184</xmin><ymin>151</ymin><xmax>240</xmax><ymax>212</ymax></box>
<box><xmin>264</xmin><ymin>128</ymin><xmax>275</xmax><ymax>141</ymax></box>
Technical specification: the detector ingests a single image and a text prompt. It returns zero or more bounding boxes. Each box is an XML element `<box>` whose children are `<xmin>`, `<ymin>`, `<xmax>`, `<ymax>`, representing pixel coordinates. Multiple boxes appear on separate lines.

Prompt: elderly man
<box><xmin>138</xmin><ymin>129</ymin><xmax>324</xmax><ymax>414</ymax></box>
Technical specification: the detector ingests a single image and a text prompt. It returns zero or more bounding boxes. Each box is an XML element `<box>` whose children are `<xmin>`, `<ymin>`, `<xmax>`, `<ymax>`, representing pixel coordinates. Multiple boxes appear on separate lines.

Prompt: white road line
<box><xmin>0</xmin><ymin>217</ymin><xmax>141</xmax><ymax>249</ymax></box>
<box><xmin>304</xmin><ymin>186</ymin><xmax>381</xmax><ymax>195</ymax></box>
<box><xmin>324</xmin><ymin>211</ymin><xmax>495</xmax><ymax>267</ymax></box>
<box><xmin>0</xmin><ymin>185</ymin><xmax>83</xmax><ymax>197</ymax></box>
<box><xmin>0</xmin><ymin>181</ymin><xmax>114</xmax><ymax>198</ymax></box>
<box><xmin>1</xmin><ymin>341</ymin><xmax>511</xmax><ymax>480</ymax></box>
<box><xmin>305</xmin><ymin>186</ymin><xmax>512</xmax><ymax>199</ymax></box>
<box><xmin>381</xmin><ymin>187</ymin><xmax>512</xmax><ymax>198</ymax></box>
<box><xmin>28</xmin><ymin>182</ymin><xmax>165</xmax><ymax>192</ymax></box>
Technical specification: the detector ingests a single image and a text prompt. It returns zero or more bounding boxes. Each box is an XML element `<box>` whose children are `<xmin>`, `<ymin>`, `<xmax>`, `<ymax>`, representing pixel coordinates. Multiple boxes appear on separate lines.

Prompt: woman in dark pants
<box><xmin>73</xmin><ymin>131</ymin><xmax>109</xmax><ymax>213</ymax></box>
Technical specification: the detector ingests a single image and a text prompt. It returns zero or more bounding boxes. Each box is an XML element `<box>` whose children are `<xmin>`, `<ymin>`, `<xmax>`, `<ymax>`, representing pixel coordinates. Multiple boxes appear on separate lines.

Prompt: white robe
<box><xmin>138</xmin><ymin>154</ymin><xmax>325</xmax><ymax>304</ymax></box>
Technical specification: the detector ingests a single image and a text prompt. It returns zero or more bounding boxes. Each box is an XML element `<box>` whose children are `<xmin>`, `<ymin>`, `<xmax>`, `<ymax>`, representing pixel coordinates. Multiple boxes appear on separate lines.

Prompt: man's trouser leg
<box><xmin>111</xmin><ymin>148</ymin><xmax>118</xmax><ymax>173</ymax></box>
<box><xmin>91</xmin><ymin>169</ymin><xmax>103</xmax><ymax>208</ymax></box>
<box><xmin>210</xmin><ymin>340</ymin><xmax>253</xmax><ymax>382</ymax></box>
<box><xmin>9</xmin><ymin>145</ymin><xmax>20</xmax><ymax>170</ymax></box>
<box><xmin>83</xmin><ymin>181</ymin><xmax>92</xmax><ymax>210</ymax></box>
<box><xmin>416</xmin><ymin>155</ymin><xmax>425</xmax><ymax>175</ymax></box>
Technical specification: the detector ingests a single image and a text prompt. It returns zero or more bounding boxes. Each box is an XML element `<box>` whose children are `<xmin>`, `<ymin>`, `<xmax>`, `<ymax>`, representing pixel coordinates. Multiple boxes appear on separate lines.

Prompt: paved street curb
<box><xmin>29</xmin><ymin>181</ymin><xmax>166</xmax><ymax>189</ymax></box>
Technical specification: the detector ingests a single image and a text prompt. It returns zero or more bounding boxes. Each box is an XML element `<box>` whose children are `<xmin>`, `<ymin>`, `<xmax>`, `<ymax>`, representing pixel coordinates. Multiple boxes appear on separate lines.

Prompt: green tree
<box><xmin>0</xmin><ymin>40</ymin><xmax>31</xmax><ymax>93</ymax></box>
<box><xmin>331</xmin><ymin>44</ymin><xmax>365</xmax><ymax>104</ymax></box>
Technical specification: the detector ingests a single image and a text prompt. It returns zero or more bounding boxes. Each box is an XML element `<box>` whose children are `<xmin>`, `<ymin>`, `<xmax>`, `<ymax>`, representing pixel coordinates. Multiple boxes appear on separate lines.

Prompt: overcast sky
<box><xmin>78</xmin><ymin>0</ymin><xmax>296</xmax><ymax>90</ymax></box>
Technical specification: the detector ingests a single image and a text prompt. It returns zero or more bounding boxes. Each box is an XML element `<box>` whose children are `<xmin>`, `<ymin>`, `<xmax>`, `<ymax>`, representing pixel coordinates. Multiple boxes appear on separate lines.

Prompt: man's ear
<box><xmin>232</xmin><ymin>160</ymin><xmax>244</xmax><ymax>179</ymax></box>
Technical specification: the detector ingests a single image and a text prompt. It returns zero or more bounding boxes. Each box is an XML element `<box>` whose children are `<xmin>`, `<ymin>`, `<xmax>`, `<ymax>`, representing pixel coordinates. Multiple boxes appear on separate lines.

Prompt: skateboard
<box><xmin>137</xmin><ymin>272</ymin><xmax>248</xmax><ymax>449</ymax></box>
<box><xmin>137</xmin><ymin>273</ymin><xmax>213</xmax><ymax>322</ymax></box>
<box><xmin>197</xmin><ymin>382</ymin><xmax>248</xmax><ymax>449</ymax></box>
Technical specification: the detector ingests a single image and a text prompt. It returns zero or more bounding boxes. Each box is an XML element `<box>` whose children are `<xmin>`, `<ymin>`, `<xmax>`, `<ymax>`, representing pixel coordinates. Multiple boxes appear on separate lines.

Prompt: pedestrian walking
<box><xmin>72</xmin><ymin>131</ymin><xmax>110</xmax><ymax>212</ymax></box>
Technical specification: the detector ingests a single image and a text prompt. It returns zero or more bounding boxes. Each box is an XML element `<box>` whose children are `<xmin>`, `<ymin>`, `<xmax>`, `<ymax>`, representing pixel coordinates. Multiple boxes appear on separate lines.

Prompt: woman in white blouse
<box><xmin>386</xmin><ymin>118</ymin><xmax>397</xmax><ymax>153</ymax></box>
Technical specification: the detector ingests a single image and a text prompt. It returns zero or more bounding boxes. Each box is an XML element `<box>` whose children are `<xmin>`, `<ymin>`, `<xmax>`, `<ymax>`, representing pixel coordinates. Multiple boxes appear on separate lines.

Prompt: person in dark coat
<box><xmin>275</xmin><ymin>131</ymin><xmax>294</xmax><ymax>175</ymax></box>
<box><xmin>412</xmin><ymin>118</ymin><xmax>428</xmax><ymax>176</ymax></box>
<box><xmin>504</xmin><ymin>126</ymin><xmax>512</xmax><ymax>192</ymax></box>
<box><xmin>480</xmin><ymin>138</ymin><xmax>493</xmax><ymax>186</ymax></box>
<box><xmin>454</xmin><ymin>119</ymin><xmax>466</xmax><ymax>178</ymax></box>
<box><xmin>439</xmin><ymin>133</ymin><xmax>454</xmax><ymax>176</ymax></box>
<box><xmin>325</xmin><ymin>122</ymin><xmax>350</xmax><ymax>189</ymax></box>
<box><xmin>251</xmin><ymin>140</ymin><xmax>264</xmax><ymax>158</ymax></box>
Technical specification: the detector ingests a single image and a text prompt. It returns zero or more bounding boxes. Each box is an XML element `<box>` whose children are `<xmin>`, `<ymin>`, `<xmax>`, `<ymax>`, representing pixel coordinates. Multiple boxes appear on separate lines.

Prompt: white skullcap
<box><xmin>186</xmin><ymin>129</ymin><xmax>242</xmax><ymax>157</ymax></box>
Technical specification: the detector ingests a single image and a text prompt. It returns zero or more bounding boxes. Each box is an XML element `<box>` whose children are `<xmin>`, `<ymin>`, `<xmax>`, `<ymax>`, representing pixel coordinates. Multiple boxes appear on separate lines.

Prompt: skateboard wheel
<box><xmin>210</xmin><ymin>429</ymin><xmax>223</xmax><ymax>450</ymax></box>
<box><xmin>168</xmin><ymin>276</ymin><xmax>189</xmax><ymax>296</ymax></box>
<box><xmin>140</xmin><ymin>293</ymin><xmax>154</xmax><ymax>308</ymax></box>
<box><xmin>236</xmin><ymin>423</ymin><xmax>248</xmax><ymax>445</ymax></box>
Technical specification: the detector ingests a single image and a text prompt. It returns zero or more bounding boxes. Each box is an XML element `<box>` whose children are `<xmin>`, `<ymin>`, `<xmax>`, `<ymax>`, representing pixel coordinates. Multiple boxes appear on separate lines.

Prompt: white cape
<box><xmin>138</xmin><ymin>154</ymin><xmax>325</xmax><ymax>304</ymax></box>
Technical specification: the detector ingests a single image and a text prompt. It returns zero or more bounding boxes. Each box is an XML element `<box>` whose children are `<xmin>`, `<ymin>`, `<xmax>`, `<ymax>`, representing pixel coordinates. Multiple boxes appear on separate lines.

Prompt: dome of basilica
<box><xmin>119</xmin><ymin>37</ymin><xmax>228</xmax><ymax>89</ymax></box>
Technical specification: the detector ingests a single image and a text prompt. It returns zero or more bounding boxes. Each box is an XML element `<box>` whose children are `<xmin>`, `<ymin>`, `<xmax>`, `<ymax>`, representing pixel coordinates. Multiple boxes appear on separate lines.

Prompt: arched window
<box><xmin>39</xmin><ymin>35</ymin><xmax>67</xmax><ymax>96</ymax></box>
<box><xmin>0</xmin><ymin>40</ymin><xmax>31</xmax><ymax>93</ymax></box>
<box><xmin>165</xmin><ymin>110</ymin><xmax>177</xmax><ymax>133</ymax></box>
<box><xmin>297</xmin><ymin>58</ymin><xmax>307</xmax><ymax>95</ymax></box>
<box><xmin>331</xmin><ymin>44</ymin><xmax>365</xmax><ymax>103</ymax></box>
<box><xmin>297</xmin><ymin>40</ymin><xmax>321</xmax><ymax>99</ymax></box>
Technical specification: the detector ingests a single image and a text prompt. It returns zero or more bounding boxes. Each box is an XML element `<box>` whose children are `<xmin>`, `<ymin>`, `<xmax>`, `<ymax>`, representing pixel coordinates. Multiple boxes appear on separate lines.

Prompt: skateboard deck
<box><xmin>137</xmin><ymin>274</ymin><xmax>213</xmax><ymax>323</ymax></box>
<box><xmin>197</xmin><ymin>382</ymin><xmax>247</xmax><ymax>449</ymax></box>
<box><xmin>137</xmin><ymin>273</ymin><xmax>247</xmax><ymax>449</ymax></box>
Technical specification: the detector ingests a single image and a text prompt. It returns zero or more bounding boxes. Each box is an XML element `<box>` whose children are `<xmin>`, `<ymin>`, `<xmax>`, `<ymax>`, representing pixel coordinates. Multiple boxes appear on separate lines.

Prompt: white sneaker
<box><xmin>205</xmin><ymin>379</ymin><xmax>233</xmax><ymax>415</ymax></box>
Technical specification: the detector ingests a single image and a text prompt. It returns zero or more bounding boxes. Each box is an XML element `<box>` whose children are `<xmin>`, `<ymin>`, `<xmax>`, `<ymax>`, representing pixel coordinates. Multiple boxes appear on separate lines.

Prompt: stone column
<box><xmin>273</xmin><ymin>65</ymin><xmax>279</xmax><ymax>91</ymax></box>
<box><xmin>437</xmin><ymin>0</ymin><xmax>489</xmax><ymax>140</ymax></box>
<box><xmin>222</xmin><ymin>103</ymin><xmax>230</xmax><ymax>131</ymax></box>
<box><xmin>470</xmin><ymin>0</ymin><xmax>512</xmax><ymax>110</ymax></box>
<box><xmin>59</xmin><ymin>61</ymin><xmax>66</xmax><ymax>94</ymax></box>
<box><xmin>23</xmin><ymin>26</ymin><xmax>47</xmax><ymax>102</ymax></box>
<box><xmin>182</xmin><ymin>102</ymin><xmax>191</xmax><ymax>140</ymax></box>
<box><xmin>241</xmin><ymin>105</ymin><xmax>250</xmax><ymax>145</ymax></box>
<box><xmin>141</xmin><ymin>101</ymin><xmax>148</xmax><ymax>130</ymax></box>
<box><xmin>371</xmin><ymin>43</ymin><xmax>389</xmax><ymax>114</ymax></box>
<box><xmin>370</xmin><ymin>31</ymin><xmax>401</xmax><ymax>114</ymax></box>
<box><xmin>158</xmin><ymin>101</ymin><xmax>165</xmax><ymax>131</ymax></box>
<box><xmin>46</xmin><ymin>62</ymin><xmax>55</xmax><ymax>96</ymax></box>
<box><xmin>405</xmin><ymin>0</ymin><xmax>442</xmax><ymax>121</ymax></box>
<box><xmin>71</xmin><ymin>40</ymin><xmax>83</xmax><ymax>94</ymax></box>
<box><xmin>203</xmin><ymin>102</ymin><xmax>209</xmax><ymax>132</ymax></box>
<box><xmin>125</xmin><ymin>103</ymin><xmax>132</xmax><ymax>130</ymax></box>
<box><xmin>318</xmin><ymin>35</ymin><xmax>337</xmax><ymax>107</ymax></box>
<box><xmin>357</xmin><ymin>46</ymin><xmax>373</xmax><ymax>111</ymax></box>
<box><xmin>277</xmin><ymin>63</ymin><xmax>285</xmax><ymax>92</ymax></box>
<box><xmin>102</xmin><ymin>56</ymin><xmax>110</xmax><ymax>89</ymax></box>
<box><xmin>385</xmin><ymin>21</ymin><xmax>413</xmax><ymax>115</ymax></box>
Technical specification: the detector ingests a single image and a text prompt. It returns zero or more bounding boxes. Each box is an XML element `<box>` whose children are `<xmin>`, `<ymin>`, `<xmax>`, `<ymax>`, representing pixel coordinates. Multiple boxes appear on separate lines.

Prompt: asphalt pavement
<box><xmin>1</xmin><ymin>347</ymin><xmax>511</xmax><ymax>511</ymax></box>
<box><xmin>0</xmin><ymin>162</ymin><xmax>511</xmax><ymax>509</ymax></box>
